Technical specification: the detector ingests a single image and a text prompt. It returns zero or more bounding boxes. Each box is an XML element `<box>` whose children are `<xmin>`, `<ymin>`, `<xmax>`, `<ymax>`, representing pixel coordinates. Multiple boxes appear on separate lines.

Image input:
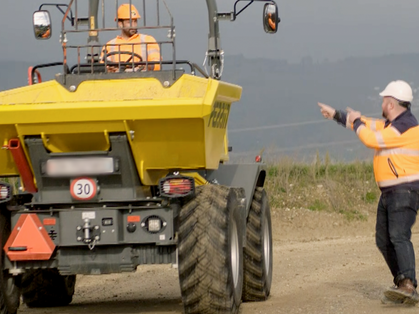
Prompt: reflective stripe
<box><xmin>367</xmin><ymin>118</ymin><xmax>382</xmax><ymax>131</ymax></box>
<box><xmin>371</xmin><ymin>121</ymin><xmax>376</xmax><ymax>131</ymax></box>
<box><xmin>357</xmin><ymin>124</ymin><xmax>386</xmax><ymax>147</ymax></box>
<box><xmin>378</xmin><ymin>174</ymin><xmax>419</xmax><ymax>187</ymax></box>
<box><xmin>147</xmin><ymin>49</ymin><xmax>160</xmax><ymax>55</ymax></box>
<box><xmin>390</xmin><ymin>126</ymin><xmax>401</xmax><ymax>136</ymax></box>
<box><xmin>140</xmin><ymin>34</ymin><xmax>147</xmax><ymax>60</ymax></box>
<box><xmin>108</xmin><ymin>39</ymin><xmax>117</xmax><ymax>62</ymax></box>
<box><xmin>356</xmin><ymin>124</ymin><xmax>366</xmax><ymax>135</ymax></box>
<box><xmin>109</xmin><ymin>39</ymin><xmax>116</xmax><ymax>51</ymax></box>
<box><xmin>375</xmin><ymin>148</ymin><xmax>419</xmax><ymax>157</ymax></box>
<box><xmin>375</xmin><ymin>132</ymin><xmax>385</xmax><ymax>148</ymax></box>
<box><xmin>373</xmin><ymin>126</ymin><xmax>401</xmax><ymax>148</ymax></box>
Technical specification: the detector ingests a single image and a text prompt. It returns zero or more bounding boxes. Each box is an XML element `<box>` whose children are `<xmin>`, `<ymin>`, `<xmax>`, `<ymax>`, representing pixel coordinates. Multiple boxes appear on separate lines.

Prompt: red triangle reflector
<box><xmin>4</xmin><ymin>214</ymin><xmax>56</xmax><ymax>261</ymax></box>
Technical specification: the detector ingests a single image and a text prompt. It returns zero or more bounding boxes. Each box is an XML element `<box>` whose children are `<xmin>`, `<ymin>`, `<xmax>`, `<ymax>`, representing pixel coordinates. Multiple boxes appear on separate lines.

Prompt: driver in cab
<box><xmin>267</xmin><ymin>13</ymin><xmax>276</xmax><ymax>31</ymax></box>
<box><xmin>101</xmin><ymin>4</ymin><xmax>161</xmax><ymax>72</ymax></box>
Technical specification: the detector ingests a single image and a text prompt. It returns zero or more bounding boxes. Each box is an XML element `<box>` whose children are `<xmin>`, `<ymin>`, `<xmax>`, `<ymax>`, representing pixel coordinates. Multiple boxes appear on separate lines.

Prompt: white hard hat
<box><xmin>379</xmin><ymin>80</ymin><xmax>413</xmax><ymax>102</ymax></box>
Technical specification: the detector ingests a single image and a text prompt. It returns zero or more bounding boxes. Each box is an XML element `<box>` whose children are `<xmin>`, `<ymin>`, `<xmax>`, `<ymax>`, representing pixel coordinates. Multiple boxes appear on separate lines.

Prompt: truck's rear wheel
<box><xmin>21</xmin><ymin>269</ymin><xmax>76</xmax><ymax>307</ymax></box>
<box><xmin>0</xmin><ymin>210</ymin><xmax>21</xmax><ymax>314</ymax></box>
<box><xmin>178</xmin><ymin>185</ymin><xmax>243</xmax><ymax>314</ymax></box>
<box><xmin>242</xmin><ymin>187</ymin><xmax>273</xmax><ymax>301</ymax></box>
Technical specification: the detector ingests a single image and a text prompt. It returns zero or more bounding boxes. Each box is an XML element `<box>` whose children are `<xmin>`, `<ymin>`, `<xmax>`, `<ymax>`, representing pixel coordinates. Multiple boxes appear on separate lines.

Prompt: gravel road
<box><xmin>18</xmin><ymin>208</ymin><xmax>419</xmax><ymax>314</ymax></box>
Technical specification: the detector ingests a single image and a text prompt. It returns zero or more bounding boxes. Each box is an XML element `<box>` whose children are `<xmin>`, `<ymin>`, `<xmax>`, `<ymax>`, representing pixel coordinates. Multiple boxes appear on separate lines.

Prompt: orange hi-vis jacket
<box><xmin>102</xmin><ymin>33</ymin><xmax>161</xmax><ymax>70</ymax></box>
<box><xmin>335</xmin><ymin>109</ymin><xmax>419</xmax><ymax>191</ymax></box>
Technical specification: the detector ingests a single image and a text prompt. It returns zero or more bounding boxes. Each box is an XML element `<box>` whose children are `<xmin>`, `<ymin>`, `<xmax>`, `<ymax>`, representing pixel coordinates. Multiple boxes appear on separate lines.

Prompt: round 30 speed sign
<box><xmin>70</xmin><ymin>178</ymin><xmax>97</xmax><ymax>201</ymax></box>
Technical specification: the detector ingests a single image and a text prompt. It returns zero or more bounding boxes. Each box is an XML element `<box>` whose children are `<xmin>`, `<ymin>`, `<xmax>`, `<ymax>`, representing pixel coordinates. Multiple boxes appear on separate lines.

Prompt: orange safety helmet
<box><xmin>115</xmin><ymin>4</ymin><xmax>141</xmax><ymax>21</ymax></box>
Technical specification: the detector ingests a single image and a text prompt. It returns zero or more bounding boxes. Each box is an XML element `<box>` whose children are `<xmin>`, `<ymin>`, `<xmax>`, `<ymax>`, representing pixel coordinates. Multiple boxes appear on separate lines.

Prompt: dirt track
<box><xmin>18</xmin><ymin>207</ymin><xmax>419</xmax><ymax>314</ymax></box>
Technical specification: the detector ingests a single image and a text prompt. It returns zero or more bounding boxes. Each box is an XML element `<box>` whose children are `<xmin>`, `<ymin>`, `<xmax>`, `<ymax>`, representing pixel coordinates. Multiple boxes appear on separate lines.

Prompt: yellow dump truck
<box><xmin>0</xmin><ymin>1</ymin><xmax>279</xmax><ymax>313</ymax></box>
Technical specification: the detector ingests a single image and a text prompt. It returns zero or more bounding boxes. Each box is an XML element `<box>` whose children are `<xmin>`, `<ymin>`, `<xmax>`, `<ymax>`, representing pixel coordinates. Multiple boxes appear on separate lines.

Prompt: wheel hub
<box><xmin>263</xmin><ymin>218</ymin><xmax>271</xmax><ymax>275</ymax></box>
<box><xmin>231</xmin><ymin>220</ymin><xmax>240</xmax><ymax>288</ymax></box>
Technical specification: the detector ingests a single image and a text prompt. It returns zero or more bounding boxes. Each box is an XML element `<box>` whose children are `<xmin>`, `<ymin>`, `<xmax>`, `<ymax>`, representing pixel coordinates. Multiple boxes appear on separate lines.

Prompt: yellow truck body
<box><xmin>0</xmin><ymin>75</ymin><xmax>242</xmax><ymax>185</ymax></box>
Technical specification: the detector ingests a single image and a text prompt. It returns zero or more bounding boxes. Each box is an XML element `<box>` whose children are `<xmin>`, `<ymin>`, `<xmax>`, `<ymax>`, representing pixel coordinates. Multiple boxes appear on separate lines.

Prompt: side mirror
<box><xmin>263</xmin><ymin>3</ymin><xmax>279</xmax><ymax>34</ymax></box>
<box><xmin>33</xmin><ymin>11</ymin><xmax>52</xmax><ymax>40</ymax></box>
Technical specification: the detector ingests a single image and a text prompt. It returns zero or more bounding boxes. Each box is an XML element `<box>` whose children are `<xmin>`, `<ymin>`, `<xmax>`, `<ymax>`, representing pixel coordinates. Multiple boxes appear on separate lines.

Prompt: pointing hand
<box><xmin>318</xmin><ymin>102</ymin><xmax>336</xmax><ymax>120</ymax></box>
<box><xmin>346</xmin><ymin>107</ymin><xmax>361</xmax><ymax>124</ymax></box>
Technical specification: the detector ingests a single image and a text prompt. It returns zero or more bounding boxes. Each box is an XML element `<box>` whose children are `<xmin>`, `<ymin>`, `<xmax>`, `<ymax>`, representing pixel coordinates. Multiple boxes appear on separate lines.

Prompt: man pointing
<box><xmin>318</xmin><ymin>80</ymin><xmax>419</xmax><ymax>305</ymax></box>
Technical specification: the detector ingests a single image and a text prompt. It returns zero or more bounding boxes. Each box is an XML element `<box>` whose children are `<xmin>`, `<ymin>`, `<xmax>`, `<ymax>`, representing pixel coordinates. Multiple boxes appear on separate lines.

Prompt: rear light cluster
<box><xmin>0</xmin><ymin>182</ymin><xmax>12</xmax><ymax>204</ymax></box>
<box><xmin>158</xmin><ymin>175</ymin><xmax>195</xmax><ymax>198</ymax></box>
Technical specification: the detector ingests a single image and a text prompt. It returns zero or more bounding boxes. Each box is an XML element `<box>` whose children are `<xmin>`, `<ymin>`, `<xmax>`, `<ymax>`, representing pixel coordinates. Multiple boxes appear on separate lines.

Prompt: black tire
<box><xmin>178</xmin><ymin>185</ymin><xmax>243</xmax><ymax>314</ymax></box>
<box><xmin>21</xmin><ymin>269</ymin><xmax>76</xmax><ymax>308</ymax></box>
<box><xmin>242</xmin><ymin>187</ymin><xmax>273</xmax><ymax>301</ymax></box>
<box><xmin>0</xmin><ymin>209</ymin><xmax>21</xmax><ymax>314</ymax></box>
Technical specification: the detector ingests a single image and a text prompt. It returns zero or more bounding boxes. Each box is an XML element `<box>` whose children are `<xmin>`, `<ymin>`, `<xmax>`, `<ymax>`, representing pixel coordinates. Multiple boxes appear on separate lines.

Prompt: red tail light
<box><xmin>163</xmin><ymin>179</ymin><xmax>191</xmax><ymax>194</ymax></box>
<box><xmin>159</xmin><ymin>176</ymin><xmax>195</xmax><ymax>198</ymax></box>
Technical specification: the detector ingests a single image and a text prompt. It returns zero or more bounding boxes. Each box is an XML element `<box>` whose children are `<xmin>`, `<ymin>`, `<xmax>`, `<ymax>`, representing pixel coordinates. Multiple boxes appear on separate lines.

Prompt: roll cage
<box><xmin>30</xmin><ymin>0</ymin><xmax>279</xmax><ymax>89</ymax></box>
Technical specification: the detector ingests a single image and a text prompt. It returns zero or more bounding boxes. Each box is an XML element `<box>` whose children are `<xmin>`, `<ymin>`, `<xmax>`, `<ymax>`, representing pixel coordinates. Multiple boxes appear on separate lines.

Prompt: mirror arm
<box><xmin>39</xmin><ymin>3</ymin><xmax>74</xmax><ymax>26</ymax></box>
<box><xmin>234</xmin><ymin>0</ymin><xmax>254</xmax><ymax>18</ymax></box>
<box><xmin>217</xmin><ymin>12</ymin><xmax>235</xmax><ymax>21</ymax></box>
<box><xmin>231</xmin><ymin>0</ymin><xmax>277</xmax><ymax>19</ymax></box>
<box><xmin>57</xmin><ymin>6</ymin><xmax>74</xmax><ymax>26</ymax></box>
<box><xmin>218</xmin><ymin>0</ymin><xmax>275</xmax><ymax>22</ymax></box>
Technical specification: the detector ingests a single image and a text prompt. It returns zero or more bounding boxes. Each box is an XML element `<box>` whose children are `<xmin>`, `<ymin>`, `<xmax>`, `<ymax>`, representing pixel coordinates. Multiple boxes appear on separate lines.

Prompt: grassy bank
<box><xmin>264</xmin><ymin>154</ymin><xmax>379</xmax><ymax>221</ymax></box>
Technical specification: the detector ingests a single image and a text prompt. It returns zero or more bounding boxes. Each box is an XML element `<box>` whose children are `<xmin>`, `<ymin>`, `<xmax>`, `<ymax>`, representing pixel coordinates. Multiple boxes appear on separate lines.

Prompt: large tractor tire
<box><xmin>21</xmin><ymin>269</ymin><xmax>76</xmax><ymax>308</ymax></box>
<box><xmin>242</xmin><ymin>187</ymin><xmax>273</xmax><ymax>301</ymax></box>
<box><xmin>0</xmin><ymin>209</ymin><xmax>21</xmax><ymax>314</ymax></box>
<box><xmin>178</xmin><ymin>185</ymin><xmax>243</xmax><ymax>314</ymax></box>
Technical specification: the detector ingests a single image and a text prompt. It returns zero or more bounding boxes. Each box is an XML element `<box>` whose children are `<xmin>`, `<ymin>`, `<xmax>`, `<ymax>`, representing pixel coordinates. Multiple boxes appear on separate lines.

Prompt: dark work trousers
<box><xmin>376</xmin><ymin>189</ymin><xmax>419</xmax><ymax>287</ymax></box>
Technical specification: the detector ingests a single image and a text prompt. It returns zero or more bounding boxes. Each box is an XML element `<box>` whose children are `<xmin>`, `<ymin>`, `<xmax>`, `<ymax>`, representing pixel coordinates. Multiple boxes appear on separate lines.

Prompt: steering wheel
<box><xmin>104</xmin><ymin>51</ymin><xmax>145</xmax><ymax>71</ymax></box>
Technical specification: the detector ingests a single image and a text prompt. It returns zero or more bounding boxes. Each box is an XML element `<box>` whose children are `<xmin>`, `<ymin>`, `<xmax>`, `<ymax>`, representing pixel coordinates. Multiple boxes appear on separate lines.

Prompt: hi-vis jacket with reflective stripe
<box><xmin>335</xmin><ymin>109</ymin><xmax>419</xmax><ymax>191</ymax></box>
<box><xmin>102</xmin><ymin>33</ymin><xmax>161</xmax><ymax>70</ymax></box>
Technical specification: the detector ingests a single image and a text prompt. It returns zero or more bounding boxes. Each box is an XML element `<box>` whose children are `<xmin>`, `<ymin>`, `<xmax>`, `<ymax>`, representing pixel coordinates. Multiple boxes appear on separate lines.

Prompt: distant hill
<box><xmin>2</xmin><ymin>53</ymin><xmax>419</xmax><ymax>162</ymax></box>
<box><xmin>222</xmin><ymin>53</ymin><xmax>419</xmax><ymax>162</ymax></box>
